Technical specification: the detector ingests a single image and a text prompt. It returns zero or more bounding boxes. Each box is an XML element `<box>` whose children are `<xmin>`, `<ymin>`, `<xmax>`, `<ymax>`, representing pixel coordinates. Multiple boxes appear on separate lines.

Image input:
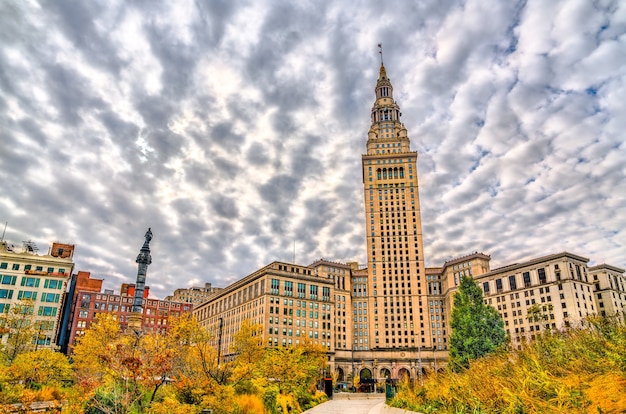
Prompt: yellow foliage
<box><xmin>8</xmin><ymin>349</ymin><xmax>73</xmax><ymax>388</ymax></box>
<box><xmin>202</xmin><ymin>384</ymin><xmax>236</xmax><ymax>414</ymax></box>
<box><xmin>146</xmin><ymin>395</ymin><xmax>199</xmax><ymax>414</ymax></box>
<box><xmin>276</xmin><ymin>393</ymin><xmax>301</xmax><ymax>414</ymax></box>
<box><xmin>565</xmin><ymin>372</ymin><xmax>626</xmax><ymax>413</ymax></box>
<box><xmin>236</xmin><ymin>394</ymin><xmax>265</xmax><ymax>414</ymax></box>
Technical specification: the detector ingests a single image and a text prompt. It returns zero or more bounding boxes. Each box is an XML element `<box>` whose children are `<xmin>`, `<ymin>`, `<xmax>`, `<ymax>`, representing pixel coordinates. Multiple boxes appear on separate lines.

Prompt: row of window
<box><xmin>0</xmin><ymin>275</ymin><xmax>64</xmax><ymax>289</ymax></box>
<box><xmin>0</xmin><ymin>288</ymin><xmax>61</xmax><ymax>302</ymax></box>
<box><xmin>0</xmin><ymin>263</ymin><xmax>66</xmax><ymax>274</ymax></box>
<box><xmin>270</xmin><ymin>279</ymin><xmax>331</xmax><ymax>301</ymax></box>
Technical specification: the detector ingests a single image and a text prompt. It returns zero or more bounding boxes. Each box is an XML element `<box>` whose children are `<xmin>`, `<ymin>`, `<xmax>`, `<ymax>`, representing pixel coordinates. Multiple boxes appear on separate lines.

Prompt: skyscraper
<box><xmin>362</xmin><ymin>63</ymin><xmax>429</xmax><ymax>350</ymax></box>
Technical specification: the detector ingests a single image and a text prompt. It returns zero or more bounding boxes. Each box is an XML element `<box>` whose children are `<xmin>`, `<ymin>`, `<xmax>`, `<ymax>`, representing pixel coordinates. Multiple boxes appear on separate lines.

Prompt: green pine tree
<box><xmin>449</xmin><ymin>276</ymin><xmax>506</xmax><ymax>370</ymax></box>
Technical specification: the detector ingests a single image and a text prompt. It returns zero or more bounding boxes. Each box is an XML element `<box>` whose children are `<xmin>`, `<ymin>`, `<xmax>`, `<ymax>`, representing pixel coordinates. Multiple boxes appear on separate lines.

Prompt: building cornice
<box><xmin>588</xmin><ymin>263</ymin><xmax>625</xmax><ymax>274</ymax></box>
<box><xmin>477</xmin><ymin>251</ymin><xmax>590</xmax><ymax>279</ymax></box>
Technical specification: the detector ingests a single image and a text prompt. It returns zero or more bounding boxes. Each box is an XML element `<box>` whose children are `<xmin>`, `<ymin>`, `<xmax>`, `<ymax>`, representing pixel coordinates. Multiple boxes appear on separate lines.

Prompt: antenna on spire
<box><xmin>378</xmin><ymin>43</ymin><xmax>384</xmax><ymax>64</ymax></box>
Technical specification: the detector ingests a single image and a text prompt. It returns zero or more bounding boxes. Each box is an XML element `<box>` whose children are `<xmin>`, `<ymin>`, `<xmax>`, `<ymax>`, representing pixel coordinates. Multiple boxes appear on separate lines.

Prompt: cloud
<box><xmin>0</xmin><ymin>0</ymin><xmax>624</xmax><ymax>299</ymax></box>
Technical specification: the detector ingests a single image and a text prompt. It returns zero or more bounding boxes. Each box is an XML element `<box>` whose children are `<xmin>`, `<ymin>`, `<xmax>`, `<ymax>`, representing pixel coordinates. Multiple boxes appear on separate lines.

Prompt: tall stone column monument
<box><xmin>127</xmin><ymin>228</ymin><xmax>153</xmax><ymax>332</ymax></box>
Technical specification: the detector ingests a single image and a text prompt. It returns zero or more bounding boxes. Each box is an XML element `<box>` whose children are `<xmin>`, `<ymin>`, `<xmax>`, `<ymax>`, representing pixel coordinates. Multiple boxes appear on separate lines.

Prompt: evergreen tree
<box><xmin>450</xmin><ymin>276</ymin><xmax>506</xmax><ymax>370</ymax></box>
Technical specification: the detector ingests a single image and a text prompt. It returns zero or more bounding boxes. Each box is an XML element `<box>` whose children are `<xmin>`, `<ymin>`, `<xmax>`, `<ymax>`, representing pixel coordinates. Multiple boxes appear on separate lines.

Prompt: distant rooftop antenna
<box><xmin>1</xmin><ymin>222</ymin><xmax>6</xmax><ymax>242</ymax></box>
<box><xmin>22</xmin><ymin>240</ymin><xmax>39</xmax><ymax>253</ymax></box>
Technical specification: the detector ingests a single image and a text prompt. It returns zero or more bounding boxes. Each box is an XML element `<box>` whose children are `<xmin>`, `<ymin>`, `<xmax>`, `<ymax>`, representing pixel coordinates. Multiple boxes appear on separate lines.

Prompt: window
<box><xmin>42</xmin><ymin>293</ymin><xmax>60</xmax><ymax>303</ymax></box>
<box><xmin>1</xmin><ymin>275</ymin><xmax>16</xmax><ymax>285</ymax></box>
<box><xmin>0</xmin><ymin>289</ymin><xmax>13</xmax><ymax>299</ymax></box>
<box><xmin>297</xmin><ymin>283</ymin><xmax>306</xmax><ymax>298</ymax></box>
<box><xmin>538</xmin><ymin>268</ymin><xmax>547</xmax><ymax>284</ymax></box>
<box><xmin>496</xmin><ymin>279</ymin><xmax>503</xmax><ymax>292</ymax></box>
<box><xmin>80</xmin><ymin>294</ymin><xmax>91</xmax><ymax>308</ymax></box>
<box><xmin>509</xmin><ymin>275</ymin><xmax>517</xmax><ymax>290</ymax></box>
<box><xmin>0</xmin><ymin>263</ymin><xmax>7</xmax><ymax>269</ymax></box>
<box><xmin>17</xmin><ymin>291</ymin><xmax>37</xmax><ymax>300</ymax></box>
<box><xmin>44</xmin><ymin>280</ymin><xmax>62</xmax><ymax>289</ymax></box>
<box><xmin>310</xmin><ymin>285</ymin><xmax>318</xmax><ymax>300</ymax></box>
<box><xmin>12</xmin><ymin>264</ymin><xmax>19</xmax><ymax>270</ymax></box>
<box><xmin>483</xmin><ymin>282</ymin><xmax>490</xmax><ymax>294</ymax></box>
<box><xmin>523</xmin><ymin>272</ymin><xmax>531</xmax><ymax>288</ymax></box>
<box><xmin>270</xmin><ymin>279</ymin><xmax>280</xmax><ymax>294</ymax></box>
<box><xmin>21</xmin><ymin>277</ymin><xmax>40</xmax><ymax>287</ymax></box>
<box><xmin>38</xmin><ymin>306</ymin><xmax>57</xmax><ymax>317</ymax></box>
<box><xmin>284</xmin><ymin>281</ymin><xmax>293</xmax><ymax>297</ymax></box>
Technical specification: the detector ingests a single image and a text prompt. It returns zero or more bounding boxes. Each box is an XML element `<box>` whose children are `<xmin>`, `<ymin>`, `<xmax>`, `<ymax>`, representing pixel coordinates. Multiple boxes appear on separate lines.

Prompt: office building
<box><xmin>0</xmin><ymin>241</ymin><xmax>75</xmax><ymax>350</ymax></box>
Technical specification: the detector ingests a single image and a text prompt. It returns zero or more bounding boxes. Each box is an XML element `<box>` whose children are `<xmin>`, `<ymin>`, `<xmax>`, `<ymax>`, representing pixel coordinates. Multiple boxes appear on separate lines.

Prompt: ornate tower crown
<box><xmin>367</xmin><ymin>63</ymin><xmax>409</xmax><ymax>154</ymax></box>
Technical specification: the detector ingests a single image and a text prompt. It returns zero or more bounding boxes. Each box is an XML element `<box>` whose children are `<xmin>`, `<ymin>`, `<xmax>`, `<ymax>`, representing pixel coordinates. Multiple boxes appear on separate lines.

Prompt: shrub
<box><xmin>391</xmin><ymin>315</ymin><xmax>626</xmax><ymax>413</ymax></box>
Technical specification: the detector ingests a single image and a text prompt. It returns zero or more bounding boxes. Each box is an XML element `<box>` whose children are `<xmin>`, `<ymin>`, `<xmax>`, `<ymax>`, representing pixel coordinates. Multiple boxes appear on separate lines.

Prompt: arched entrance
<box><xmin>380</xmin><ymin>368</ymin><xmax>391</xmax><ymax>379</ymax></box>
<box><xmin>336</xmin><ymin>367</ymin><xmax>344</xmax><ymax>382</ymax></box>
<box><xmin>359</xmin><ymin>368</ymin><xmax>374</xmax><ymax>393</ymax></box>
<box><xmin>398</xmin><ymin>368</ymin><xmax>410</xmax><ymax>381</ymax></box>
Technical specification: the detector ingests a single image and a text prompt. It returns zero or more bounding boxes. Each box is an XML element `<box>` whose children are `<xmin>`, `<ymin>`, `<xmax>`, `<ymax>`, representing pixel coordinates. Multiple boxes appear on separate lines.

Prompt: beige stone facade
<box><xmin>0</xmin><ymin>241</ymin><xmax>75</xmax><ymax>350</ymax></box>
<box><xmin>165</xmin><ymin>283</ymin><xmax>222</xmax><ymax>305</ymax></box>
<box><xmin>194</xmin><ymin>262</ymin><xmax>336</xmax><ymax>359</ymax></box>
<box><xmin>588</xmin><ymin>263</ymin><xmax>626</xmax><ymax>317</ymax></box>
<box><xmin>362</xmin><ymin>64</ymin><xmax>427</xmax><ymax>352</ymax></box>
<box><xmin>473</xmin><ymin>252</ymin><xmax>599</xmax><ymax>347</ymax></box>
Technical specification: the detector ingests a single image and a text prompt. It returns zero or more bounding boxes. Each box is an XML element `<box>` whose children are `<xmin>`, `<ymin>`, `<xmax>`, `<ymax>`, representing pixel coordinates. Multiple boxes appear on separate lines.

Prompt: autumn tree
<box><xmin>230</xmin><ymin>320</ymin><xmax>264</xmax><ymax>391</ymax></box>
<box><xmin>73</xmin><ymin>313</ymin><xmax>159</xmax><ymax>413</ymax></box>
<box><xmin>449</xmin><ymin>276</ymin><xmax>506</xmax><ymax>370</ymax></box>
<box><xmin>8</xmin><ymin>348</ymin><xmax>73</xmax><ymax>389</ymax></box>
<box><xmin>0</xmin><ymin>299</ymin><xmax>37</xmax><ymax>364</ymax></box>
<box><xmin>72</xmin><ymin>312</ymin><xmax>123</xmax><ymax>391</ymax></box>
<box><xmin>257</xmin><ymin>341</ymin><xmax>326</xmax><ymax>402</ymax></box>
<box><xmin>164</xmin><ymin>313</ymin><xmax>219</xmax><ymax>405</ymax></box>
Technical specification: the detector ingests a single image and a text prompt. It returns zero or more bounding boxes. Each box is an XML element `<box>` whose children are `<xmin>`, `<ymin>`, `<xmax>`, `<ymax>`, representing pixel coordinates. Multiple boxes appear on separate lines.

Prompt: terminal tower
<box><xmin>360</xmin><ymin>63</ymin><xmax>432</xmax><ymax>351</ymax></box>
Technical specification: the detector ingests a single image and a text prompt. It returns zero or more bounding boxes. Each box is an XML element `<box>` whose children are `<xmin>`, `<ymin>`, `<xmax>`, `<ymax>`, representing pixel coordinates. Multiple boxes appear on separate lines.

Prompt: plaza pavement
<box><xmin>303</xmin><ymin>392</ymin><xmax>420</xmax><ymax>414</ymax></box>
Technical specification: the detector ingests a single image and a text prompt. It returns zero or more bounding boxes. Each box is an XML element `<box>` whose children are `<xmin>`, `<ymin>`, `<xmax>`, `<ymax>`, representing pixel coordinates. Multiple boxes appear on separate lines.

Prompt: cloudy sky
<box><xmin>1</xmin><ymin>0</ymin><xmax>625</xmax><ymax>299</ymax></box>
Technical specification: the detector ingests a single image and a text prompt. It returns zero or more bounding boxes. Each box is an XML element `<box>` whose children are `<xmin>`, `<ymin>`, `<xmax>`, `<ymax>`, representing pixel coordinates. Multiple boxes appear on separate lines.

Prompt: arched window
<box><xmin>394</xmin><ymin>168</ymin><xmax>398</xmax><ymax>178</ymax></box>
<box><xmin>398</xmin><ymin>368</ymin><xmax>410</xmax><ymax>380</ymax></box>
<box><xmin>360</xmin><ymin>368</ymin><xmax>372</xmax><ymax>379</ymax></box>
<box><xmin>399</xmin><ymin>167</ymin><xmax>404</xmax><ymax>178</ymax></box>
<box><xmin>382</xmin><ymin>169</ymin><xmax>387</xmax><ymax>179</ymax></box>
<box><xmin>377</xmin><ymin>169</ymin><xmax>381</xmax><ymax>179</ymax></box>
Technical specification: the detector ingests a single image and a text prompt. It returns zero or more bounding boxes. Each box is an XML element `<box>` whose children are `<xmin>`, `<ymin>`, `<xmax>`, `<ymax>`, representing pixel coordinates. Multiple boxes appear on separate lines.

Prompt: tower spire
<box><xmin>378</xmin><ymin>43</ymin><xmax>384</xmax><ymax>64</ymax></box>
